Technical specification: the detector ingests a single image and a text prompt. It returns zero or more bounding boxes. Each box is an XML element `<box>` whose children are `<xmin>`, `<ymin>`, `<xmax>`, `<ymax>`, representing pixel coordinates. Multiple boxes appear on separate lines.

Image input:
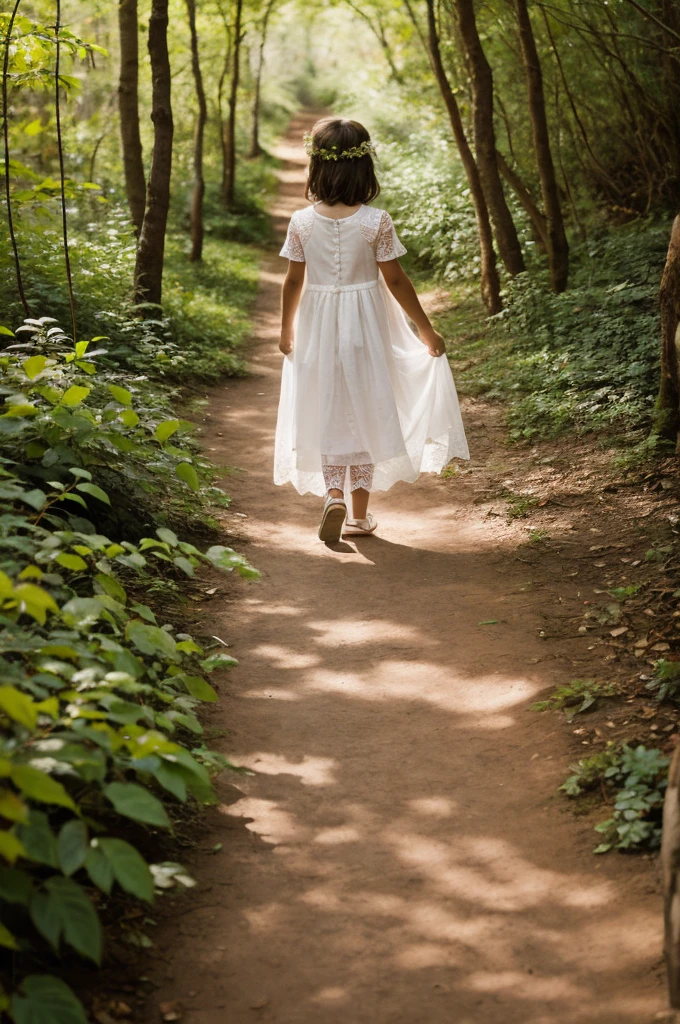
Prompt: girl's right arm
<box><xmin>279</xmin><ymin>260</ymin><xmax>306</xmax><ymax>355</ymax></box>
<box><xmin>379</xmin><ymin>260</ymin><xmax>446</xmax><ymax>357</ymax></box>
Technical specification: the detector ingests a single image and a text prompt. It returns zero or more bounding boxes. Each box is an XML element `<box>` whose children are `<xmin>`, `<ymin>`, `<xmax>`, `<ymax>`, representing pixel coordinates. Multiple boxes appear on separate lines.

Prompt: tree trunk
<box><xmin>222</xmin><ymin>0</ymin><xmax>243</xmax><ymax>209</ymax></box>
<box><xmin>425</xmin><ymin>0</ymin><xmax>501</xmax><ymax>314</ymax></box>
<box><xmin>133</xmin><ymin>0</ymin><xmax>173</xmax><ymax>308</ymax></box>
<box><xmin>655</xmin><ymin>215</ymin><xmax>680</xmax><ymax>444</ymax></box>
<box><xmin>185</xmin><ymin>0</ymin><xmax>207</xmax><ymax>262</ymax></box>
<box><xmin>662</xmin><ymin>737</ymin><xmax>680</xmax><ymax>1006</ymax></box>
<box><xmin>249</xmin><ymin>0</ymin><xmax>274</xmax><ymax>159</ymax></box>
<box><xmin>515</xmin><ymin>0</ymin><xmax>569</xmax><ymax>292</ymax></box>
<box><xmin>495</xmin><ymin>149</ymin><xmax>549</xmax><ymax>252</ymax></box>
<box><xmin>118</xmin><ymin>0</ymin><xmax>146</xmax><ymax>235</ymax></box>
<box><xmin>455</xmin><ymin>0</ymin><xmax>524</xmax><ymax>276</ymax></box>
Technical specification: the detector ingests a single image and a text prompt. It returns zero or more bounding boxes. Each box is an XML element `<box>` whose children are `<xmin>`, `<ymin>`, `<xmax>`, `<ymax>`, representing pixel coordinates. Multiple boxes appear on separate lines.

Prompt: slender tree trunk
<box><xmin>425</xmin><ymin>0</ymin><xmax>501</xmax><ymax>314</ymax></box>
<box><xmin>185</xmin><ymin>0</ymin><xmax>207</xmax><ymax>262</ymax></box>
<box><xmin>495</xmin><ymin>150</ymin><xmax>548</xmax><ymax>252</ymax></box>
<box><xmin>455</xmin><ymin>0</ymin><xmax>524</xmax><ymax>276</ymax></box>
<box><xmin>662</xmin><ymin>738</ymin><xmax>680</xmax><ymax>1006</ymax></box>
<box><xmin>515</xmin><ymin>0</ymin><xmax>569</xmax><ymax>292</ymax></box>
<box><xmin>222</xmin><ymin>0</ymin><xmax>243</xmax><ymax>208</ymax></box>
<box><xmin>250</xmin><ymin>0</ymin><xmax>274</xmax><ymax>158</ymax></box>
<box><xmin>118</xmin><ymin>0</ymin><xmax>146</xmax><ymax>235</ymax></box>
<box><xmin>655</xmin><ymin>215</ymin><xmax>680</xmax><ymax>444</ymax></box>
<box><xmin>133</xmin><ymin>0</ymin><xmax>173</xmax><ymax>308</ymax></box>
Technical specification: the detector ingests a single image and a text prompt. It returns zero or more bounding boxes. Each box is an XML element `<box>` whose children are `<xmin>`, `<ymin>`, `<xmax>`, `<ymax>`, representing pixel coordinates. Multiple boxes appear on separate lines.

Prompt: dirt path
<box><xmin>153</xmin><ymin>116</ymin><xmax>667</xmax><ymax>1024</ymax></box>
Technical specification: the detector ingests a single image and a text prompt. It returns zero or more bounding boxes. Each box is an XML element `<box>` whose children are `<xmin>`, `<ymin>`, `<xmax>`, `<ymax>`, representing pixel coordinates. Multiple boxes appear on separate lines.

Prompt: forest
<box><xmin>2</xmin><ymin>0</ymin><xmax>680</xmax><ymax>1021</ymax></box>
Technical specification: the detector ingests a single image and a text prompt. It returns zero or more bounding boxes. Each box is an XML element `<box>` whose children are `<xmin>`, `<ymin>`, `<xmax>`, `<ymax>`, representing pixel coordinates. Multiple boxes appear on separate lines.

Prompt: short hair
<box><xmin>305</xmin><ymin>117</ymin><xmax>380</xmax><ymax>207</ymax></box>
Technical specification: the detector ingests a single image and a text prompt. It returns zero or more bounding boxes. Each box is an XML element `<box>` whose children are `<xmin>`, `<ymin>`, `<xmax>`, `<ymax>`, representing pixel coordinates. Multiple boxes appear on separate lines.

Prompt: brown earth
<box><xmin>146</xmin><ymin>114</ymin><xmax>673</xmax><ymax>1024</ymax></box>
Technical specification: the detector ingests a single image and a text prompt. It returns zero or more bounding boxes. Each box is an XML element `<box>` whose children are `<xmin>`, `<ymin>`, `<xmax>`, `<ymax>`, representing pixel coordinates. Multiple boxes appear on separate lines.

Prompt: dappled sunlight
<box><xmin>307</xmin><ymin>618</ymin><xmax>425</xmax><ymax>647</ymax></box>
<box><xmin>235</xmin><ymin>752</ymin><xmax>336</xmax><ymax>786</ymax></box>
<box><xmin>221</xmin><ymin>796</ymin><xmax>306</xmax><ymax>844</ymax></box>
<box><xmin>251</xmin><ymin>642</ymin><xmax>321</xmax><ymax>668</ymax></box>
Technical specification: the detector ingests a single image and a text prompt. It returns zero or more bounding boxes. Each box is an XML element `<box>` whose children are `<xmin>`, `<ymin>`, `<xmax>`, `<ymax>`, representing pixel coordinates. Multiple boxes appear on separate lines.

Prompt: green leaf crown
<box><xmin>303</xmin><ymin>132</ymin><xmax>376</xmax><ymax>161</ymax></box>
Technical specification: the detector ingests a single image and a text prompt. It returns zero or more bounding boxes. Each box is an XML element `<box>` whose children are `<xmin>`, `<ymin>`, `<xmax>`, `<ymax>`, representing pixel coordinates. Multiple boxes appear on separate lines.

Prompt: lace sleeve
<box><xmin>375</xmin><ymin>210</ymin><xmax>407</xmax><ymax>262</ymax></box>
<box><xmin>280</xmin><ymin>213</ymin><xmax>306</xmax><ymax>262</ymax></box>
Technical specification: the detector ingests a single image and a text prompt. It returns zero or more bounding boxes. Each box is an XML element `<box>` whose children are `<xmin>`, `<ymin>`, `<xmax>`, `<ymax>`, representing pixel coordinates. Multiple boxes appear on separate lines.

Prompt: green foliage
<box><xmin>437</xmin><ymin>223</ymin><xmax>667</xmax><ymax>442</ymax></box>
<box><xmin>0</xmin><ymin>319</ymin><xmax>258</xmax><ymax>1020</ymax></box>
<box><xmin>561</xmin><ymin>744</ymin><xmax>670</xmax><ymax>853</ymax></box>
<box><xmin>645</xmin><ymin>658</ymin><xmax>680</xmax><ymax>703</ymax></box>
<box><xmin>530</xmin><ymin>678</ymin><xmax>615</xmax><ymax>721</ymax></box>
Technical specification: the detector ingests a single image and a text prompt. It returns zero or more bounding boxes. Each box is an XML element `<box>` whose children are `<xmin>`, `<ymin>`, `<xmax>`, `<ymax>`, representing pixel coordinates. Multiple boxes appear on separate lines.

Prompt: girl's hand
<box><xmin>279</xmin><ymin>332</ymin><xmax>293</xmax><ymax>355</ymax></box>
<box><xmin>422</xmin><ymin>328</ymin><xmax>446</xmax><ymax>357</ymax></box>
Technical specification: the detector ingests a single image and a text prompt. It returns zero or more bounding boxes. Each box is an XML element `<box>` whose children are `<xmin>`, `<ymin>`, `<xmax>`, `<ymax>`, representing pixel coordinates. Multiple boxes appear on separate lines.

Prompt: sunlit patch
<box><xmin>238</xmin><ymin>752</ymin><xmax>336</xmax><ymax>787</ymax></box>
<box><xmin>309</xmin><ymin>987</ymin><xmax>347</xmax><ymax>1004</ymax></box>
<box><xmin>314</xmin><ymin>825</ymin><xmax>361</xmax><ymax>845</ymax></box>
<box><xmin>220</xmin><ymin>797</ymin><xmax>303</xmax><ymax>844</ymax></box>
<box><xmin>467</xmin><ymin>970</ymin><xmax>580</xmax><ymax>1000</ymax></box>
<box><xmin>308</xmin><ymin>619</ymin><xmax>424</xmax><ymax>646</ymax></box>
<box><xmin>300</xmin><ymin>887</ymin><xmax>344</xmax><ymax>910</ymax></box>
<box><xmin>241</xmin><ymin>688</ymin><xmax>299</xmax><ymax>701</ymax></box>
<box><xmin>394</xmin><ymin>943</ymin><xmax>453</xmax><ymax>969</ymax></box>
<box><xmin>408</xmin><ymin>797</ymin><xmax>456</xmax><ymax>818</ymax></box>
<box><xmin>243</xmin><ymin>902</ymin><xmax>284</xmax><ymax>933</ymax></box>
<box><xmin>251</xmin><ymin>643</ymin><xmax>320</xmax><ymax>669</ymax></box>
<box><xmin>247</xmin><ymin>603</ymin><xmax>301</xmax><ymax>616</ymax></box>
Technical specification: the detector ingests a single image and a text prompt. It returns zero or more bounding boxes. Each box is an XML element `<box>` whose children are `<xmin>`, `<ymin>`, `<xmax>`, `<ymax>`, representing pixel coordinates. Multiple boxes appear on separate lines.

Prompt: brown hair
<box><xmin>305</xmin><ymin>117</ymin><xmax>380</xmax><ymax>207</ymax></box>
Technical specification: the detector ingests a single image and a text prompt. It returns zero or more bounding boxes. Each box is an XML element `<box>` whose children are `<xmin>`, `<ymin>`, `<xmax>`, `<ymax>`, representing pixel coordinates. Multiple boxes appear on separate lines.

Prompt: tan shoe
<box><xmin>318</xmin><ymin>497</ymin><xmax>347</xmax><ymax>543</ymax></box>
<box><xmin>344</xmin><ymin>513</ymin><xmax>377</xmax><ymax>535</ymax></box>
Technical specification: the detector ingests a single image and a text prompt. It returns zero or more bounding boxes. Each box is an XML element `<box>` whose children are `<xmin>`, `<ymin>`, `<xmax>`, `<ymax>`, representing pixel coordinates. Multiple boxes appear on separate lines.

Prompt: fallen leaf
<box><xmin>610</xmin><ymin>626</ymin><xmax>629</xmax><ymax>637</ymax></box>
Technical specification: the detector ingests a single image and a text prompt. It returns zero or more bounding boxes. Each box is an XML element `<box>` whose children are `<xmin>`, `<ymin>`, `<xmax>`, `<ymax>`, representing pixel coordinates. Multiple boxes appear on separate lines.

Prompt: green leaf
<box><xmin>14</xmin><ymin>583</ymin><xmax>59</xmax><ymax>625</ymax></box>
<box><xmin>126</xmin><ymin>621</ymin><xmax>177</xmax><ymax>659</ymax></box>
<box><xmin>200</xmin><ymin>652</ymin><xmax>238</xmax><ymax>672</ymax></box>
<box><xmin>60</xmin><ymin>385</ymin><xmax>91</xmax><ymax>408</ymax></box>
<box><xmin>154</xmin><ymin>419</ymin><xmax>180</xmax><ymax>442</ymax></box>
<box><xmin>156</xmin><ymin>527</ymin><xmax>178</xmax><ymax>547</ymax></box>
<box><xmin>85</xmin><ymin>845</ymin><xmax>114</xmax><ymax>894</ymax></box>
<box><xmin>17</xmin><ymin>810</ymin><xmax>58</xmax><ymax>867</ymax></box>
<box><xmin>120</xmin><ymin>408</ymin><xmax>140</xmax><ymax>428</ymax></box>
<box><xmin>0</xmin><ymin>829</ymin><xmax>26</xmax><ymax>864</ymax></box>
<box><xmin>75</xmin><ymin>482</ymin><xmax>110</xmax><ymax>504</ymax></box>
<box><xmin>0</xmin><ymin>326</ymin><xmax>15</xmax><ymax>337</ymax></box>
<box><xmin>11</xmin><ymin>975</ymin><xmax>88</xmax><ymax>1024</ymax></box>
<box><xmin>61</xmin><ymin>597</ymin><xmax>105</xmax><ymax>628</ymax></box>
<box><xmin>175</xmin><ymin>462</ymin><xmax>200</xmax><ymax>491</ymax></box>
<box><xmin>0</xmin><ymin>791</ymin><xmax>29</xmax><ymax>823</ymax></box>
<box><xmin>20</xmin><ymin>488</ymin><xmax>46</xmax><ymax>511</ymax></box>
<box><xmin>0</xmin><ymin>922</ymin><xmax>18</xmax><ymax>949</ymax></box>
<box><xmin>95</xmin><ymin>572</ymin><xmax>127</xmax><ymax>603</ymax></box>
<box><xmin>0</xmin><ymin>685</ymin><xmax>38</xmax><ymax>729</ymax></box>
<box><xmin>55</xmin><ymin>553</ymin><xmax>88</xmax><ymax>572</ymax></box>
<box><xmin>99</xmin><ymin>837</ymin><xmax>154</xmax><ymax>901</ymax></box>
<box><xmin>107</xmin><ymin>384</ymin><xmax>132</xmax><ymax>405</ymax></box>
<box><xmin>103</xmin><ymin>782</ymin><xmax>170</xmax><ymax>828</ymax></box>
<box><xmin>23</xmin><ymin>355</ymin><xmax>47</xmax><ymax>379</ymax></box>
<box><xmin>43</xmin><ymin>876</ymin><xmax>102</xmax><ymax>962</ymax></box>
<box><xmin>11</xmin><ymin>766</ymin><xmax>76</xmax><ymax>810</ymax></box>
<box><xmin>57</xmin><ymin>820</ymin><xmax>88</xmax><ymax>876</ymax></box>
<box><xmin>173</xmin><ymin>556</ymin><xmax>194</xmax><ymax>577</ymax></box>
<box><xmin>183</xmin><ymin>675</ymin><xmax>218</xmax><ymax>702</ymax></box>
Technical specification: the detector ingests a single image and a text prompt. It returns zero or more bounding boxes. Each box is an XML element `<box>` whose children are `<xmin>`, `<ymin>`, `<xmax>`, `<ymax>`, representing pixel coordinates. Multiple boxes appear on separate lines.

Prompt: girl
<box><xmin>275</xmin><ymin>117</ymin><xmax>469</xmax><ymax>543</ymax></box>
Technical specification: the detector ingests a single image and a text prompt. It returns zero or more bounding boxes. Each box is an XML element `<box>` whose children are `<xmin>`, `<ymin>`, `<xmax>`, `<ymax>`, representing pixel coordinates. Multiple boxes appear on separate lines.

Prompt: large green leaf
<box><xmin>175</xmin><ymin>462</ymin><xmax>199</xmax><ymax>491</ymax></box>
<box><xmin>126</xmin><ymin>621</ymin><xmax>177</xmax><ymax>659</ymax></box>
<box><xmin>23</xmin><ymin>355</ymin><xmax>48</xmax><ymax>380</ymax></box>
<box><xmin>60</xmin><ymin>386</ymin><xmax>91</xmax><ymax>408</ymax></box>
<box><xmin>11</xmin><ymin>766</ymin><xmax>76</xmax><ymax>810</ymax></box>
<box><xmin>154</xmin><ymin>419</ymin><xmax>180</xmax><ymax>443</ymax></box>
<box><xmin>75</xmin><ymin>482</ymin><xmax>110</xmax><ymax>505</ymax></box>
<box><xmin>17</xmin><ymin>811</ymin><xmax>58</xmax><ymax>867</ymax></box>
<box><xmin>84</xmin><ymin>846</ymin><xmax>113</xmax><ymax>894</ymax></box>
<box><xmin>99</xmin><ymin>837</ymin><xmax>154</xmax><ymax>901</ymax></box>
<box><xmin>34</xmin><ymin>876</ymin><xmax>102</xmax><ymax>963</ymax></box>
<box><xmin>11</xmin><ymin>974</ymin><xmax>88</xmax><ymax>1024</ymax></box>
<box><xmin>57</xmin><ymin>820</ymin><xmax>88</xmax><ymax>876</ymax></box>
<box><xmin>182</xmin><ymin>675</ymin><xmax>218</xmax><ymax>703</ymax></box>
<box><xmin>0</xmin><ymin>686</ymin><xmax>38</xmax><ymax>729</ymax></box>
<box><xmin>103</xmin><ymin>782</ymin><xmax>170</xmax><ymax>828</ymax></box>
<box><xmin>60</xmin><ymin>597</ymin><xmax>105</xmax><ymax>628</ymax></box>
<box><xmin>107</xmin><ymin>384</ymin><xmax>132</xmax><ymax>406</ymax></box>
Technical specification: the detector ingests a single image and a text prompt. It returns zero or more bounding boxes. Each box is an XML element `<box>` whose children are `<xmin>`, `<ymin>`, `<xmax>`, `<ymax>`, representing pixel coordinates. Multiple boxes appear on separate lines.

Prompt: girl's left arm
<box><xmin>280</xmin><ymin>260</ymin><xmax>306</xmax><ymax>354</ymax></box>
<box><xmin>379</xmin><ymin>259</ymin><xmax>446</xmax><ymax>357</ymax></box>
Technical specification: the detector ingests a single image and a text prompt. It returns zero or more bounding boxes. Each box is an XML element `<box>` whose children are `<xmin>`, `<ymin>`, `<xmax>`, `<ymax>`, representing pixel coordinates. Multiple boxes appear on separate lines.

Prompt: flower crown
<box><xmin>303</xmin><ymin>131</ymin><xmax>376</xmax><ymax>162</ymax></box>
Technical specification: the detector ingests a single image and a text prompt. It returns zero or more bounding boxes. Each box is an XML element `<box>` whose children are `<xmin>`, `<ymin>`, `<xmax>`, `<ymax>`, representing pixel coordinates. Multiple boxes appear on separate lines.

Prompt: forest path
<box><xmin>154</xmin><ymin>115</ymin><xmax>665</xmax><ymax>1024</ymax></box>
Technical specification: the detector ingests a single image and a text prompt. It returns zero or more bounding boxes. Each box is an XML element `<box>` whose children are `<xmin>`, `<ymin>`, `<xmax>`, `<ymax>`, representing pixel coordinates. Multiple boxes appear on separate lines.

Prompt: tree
<box><xmin>221</xmin><ymin>0</ymin><xmax>244</xmax><ymax>208</ymax></box>
<box><xmin>514</xmin><ymin>0</ymin><xmax>569</xmax><ymax>292</ymax></box>
<box><xmin>185</xmin><ymin>0</ymin><xmax>207</xmax><ymax>261</ymax></box>
<box><xmin>118</xmin><ymin>0</ymin><xmax>146</xmax><ymax>236</ymax></box>
<box><xmin>133</xmin><ymin>0</ymin><xmax>173</xmax><ymax>308</ymax></box>
<box><xmin>249</xmin><ymin>0</ymin><xmax>275</xmax><ymax>158</ymax></box>
<box><xmin>654</xmin><ymin>214</ymin><xmax>680</xmax><ymax>445</ymax></box>
<box><xmin>423</xmin><ymin>0</ymin><xmax>501</xmax><ymax>314</ymax></box>
<box><xmin>454</xmin><ymin>0</ymin><xmax>524</xmax><ymax>276</ymax></box>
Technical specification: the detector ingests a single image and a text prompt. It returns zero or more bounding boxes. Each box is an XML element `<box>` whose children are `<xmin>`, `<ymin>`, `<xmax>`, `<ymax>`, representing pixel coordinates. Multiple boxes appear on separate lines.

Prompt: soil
<box><xmin>142</xmin><ymin>114</ymin><xmax>675</xmax><ymax>1023</ymax></box>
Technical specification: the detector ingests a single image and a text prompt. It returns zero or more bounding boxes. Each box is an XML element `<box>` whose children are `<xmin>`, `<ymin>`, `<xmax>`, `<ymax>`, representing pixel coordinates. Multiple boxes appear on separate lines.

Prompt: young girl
<box><xmin>274</xmin><ymin>117</ymin><xmax>469</xmax><ymax>543</ymax></box>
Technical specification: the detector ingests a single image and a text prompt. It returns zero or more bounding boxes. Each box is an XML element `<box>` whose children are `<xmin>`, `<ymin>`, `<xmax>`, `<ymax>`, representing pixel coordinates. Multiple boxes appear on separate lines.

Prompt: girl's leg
<box><xmin>350</xmin><ymin>464</ymin><xmax>374</xmax><ymax>520</ymax></box>
<box><xmin>322</xmin><ymin>463</ymin><xmax>346</xmax><ymax>501</ymax></box>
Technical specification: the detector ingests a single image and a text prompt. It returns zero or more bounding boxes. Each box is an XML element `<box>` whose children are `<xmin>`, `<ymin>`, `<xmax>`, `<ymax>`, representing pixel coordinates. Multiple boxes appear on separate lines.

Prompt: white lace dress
<box><xmin>274</xmin><ymin>204</ymin><xmax>469</xmax><ymax>497</ymax></box>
